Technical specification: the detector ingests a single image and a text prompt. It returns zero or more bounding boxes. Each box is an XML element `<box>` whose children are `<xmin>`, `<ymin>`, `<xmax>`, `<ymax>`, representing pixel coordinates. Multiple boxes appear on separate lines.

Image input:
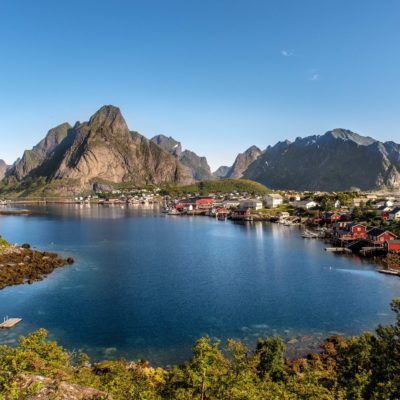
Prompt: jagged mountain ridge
<box><xmin>243</xmin><ymin>129</ymin><xmax>400</xmax><ymax>191</ymax></box>
<box><xmin>225</xmin><ymin>145</ymin><xmax>263</xmax><ymax>179</ymax></box>
<box><xmin>3</xmin><ymin>106</ymin><xmax>193</xmax><ymax>194</ymax></box>
<box><xmin>2</xmin><ymin>116</ymin><xmax>400</xmax><ymax>193</ymax></box>
<box><xmin>151</xmin><ymin>134</ymin><xmax>213</xmax><ymax>181</ymax></box>
<box><xmin>6</xmin><ymin>123</ymin><xmax>71</xmax><ymax>181</ymax></box>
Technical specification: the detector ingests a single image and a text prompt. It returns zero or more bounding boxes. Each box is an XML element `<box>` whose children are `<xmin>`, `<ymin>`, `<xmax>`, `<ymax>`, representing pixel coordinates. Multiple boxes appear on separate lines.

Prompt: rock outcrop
<box><xmin>0</xmin><ymin>160</ymin><xmax>9</xmax><ymax>180</ymax></box>
<box><xmin>17</xmin><ymin>375</ymin><xmax>111</xmax><ymax>400</ymax></box>
<box><xmin>6</xmin><ymin>123</ymin><xmax>71</xmax><ymax>181</ymax></box>
<box><xmin>212</xmin><ymin>165</ymin><xmax>230</xmax><ymax>179</ymax></box>
<box><xmin>243</xmin><ymin>129</ymin><xmax>400</xmax><ymax>191</ymax></box>
<box><xmin>226</xmin><ymin>145</ymin><xmax>262</xmax><ymax>179</ymax></box>
<box><xmin>151</xmin><ymin>134</ymin><xmax>213</xmax><ymax>181</ymax></box>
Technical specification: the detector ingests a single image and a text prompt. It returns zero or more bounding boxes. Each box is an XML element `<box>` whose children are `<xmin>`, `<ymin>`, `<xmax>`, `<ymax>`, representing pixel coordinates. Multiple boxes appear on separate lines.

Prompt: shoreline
<box><xmin>0</xmin><ymin>243</ymin><xmax>74</xmax><ymax>290</ymax></box>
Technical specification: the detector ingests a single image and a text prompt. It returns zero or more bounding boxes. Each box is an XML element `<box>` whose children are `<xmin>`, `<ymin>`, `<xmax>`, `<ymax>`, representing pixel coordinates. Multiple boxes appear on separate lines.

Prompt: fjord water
<box><xmin>1</xmin><ymin>205</ymin><xmax>400</xmax><ymax>365</ymax></box>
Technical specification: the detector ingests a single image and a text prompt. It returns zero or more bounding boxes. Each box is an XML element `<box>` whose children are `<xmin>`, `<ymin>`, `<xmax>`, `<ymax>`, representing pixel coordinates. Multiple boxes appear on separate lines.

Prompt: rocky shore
<box><xmin>0</xmin><ymin>242</ymin><xmax>74</xmax><ymax>290</ymax></box>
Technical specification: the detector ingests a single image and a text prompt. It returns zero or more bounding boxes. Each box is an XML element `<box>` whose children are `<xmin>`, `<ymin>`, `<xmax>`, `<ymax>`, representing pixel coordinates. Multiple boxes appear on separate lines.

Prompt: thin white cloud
<box><xmin>281</xmin><ymin>49</ymin><xmax>294</xmax><ymax>57</ymax></box>
<box><xmin>310</xmin><ymin>73</ymin><xmax>320</xmax><ymax>81</ymax></box>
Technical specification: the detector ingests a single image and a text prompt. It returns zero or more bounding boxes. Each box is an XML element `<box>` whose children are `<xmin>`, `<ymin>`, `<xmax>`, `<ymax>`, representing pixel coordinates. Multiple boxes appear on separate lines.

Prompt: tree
<box><xmin>255</xmin><ymin>337</ymin><xmax>286</xmax><ymax>381</ymax></box>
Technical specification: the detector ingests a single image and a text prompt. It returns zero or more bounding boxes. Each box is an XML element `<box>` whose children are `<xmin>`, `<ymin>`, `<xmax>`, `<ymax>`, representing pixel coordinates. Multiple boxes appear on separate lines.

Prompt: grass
<box><xmin>162</xmin><ymin>179</ymin><xmax>270</xmax><ymax>196</ymax></box>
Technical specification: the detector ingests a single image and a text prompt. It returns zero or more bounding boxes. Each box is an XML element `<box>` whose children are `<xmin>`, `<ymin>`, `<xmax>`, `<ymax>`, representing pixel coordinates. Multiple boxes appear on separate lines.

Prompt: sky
<box><xmin>0</xmin><ymin>0</ymin><xmax>400</xmax><ymax>170</ymax></box>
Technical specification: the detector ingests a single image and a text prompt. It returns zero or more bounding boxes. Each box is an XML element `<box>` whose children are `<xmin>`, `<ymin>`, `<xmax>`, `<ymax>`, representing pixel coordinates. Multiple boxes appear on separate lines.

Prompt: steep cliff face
<box><xmin>243</xmin><ymin>129</ymin><xmax>400</xmax><ymax>191</ymax></box>
<box><xmin>6</xmin><ymin>123</ymin><xmax>71</xmax><ymax>181</ymax></box>
<box><xmin>4</xmin><ymin>106</ymin><xmax>193</xmax><ymax>193</ymax></box>
<box><xmin>49</xmin><ymin>106</ymin><xmax>192</xmax><ymax>189</ymax></box>
<box><xmin>0</xmin><ymin>160</ymin><xmax>9</xmax><ymax>180</ymax></box>
<box><xmin>151</xmin><ymin>134</ymin><xmax>213</xmax><ymax>181</ymax></box>
<box><xmin>226</xmin><ymin>145</ymin><xmax>262</xmax><ymax>179</ymax></box>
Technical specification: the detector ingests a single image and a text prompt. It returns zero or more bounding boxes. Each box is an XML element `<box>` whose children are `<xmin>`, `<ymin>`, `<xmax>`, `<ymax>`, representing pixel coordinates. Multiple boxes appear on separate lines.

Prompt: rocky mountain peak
<box><xmin>323</xmin><ymin>129</ymin><xmax>376</xmax><ymax>146</ymax></box>
<box><xmin>88</xmin><ymin>105</ymin><xmax>128</xmax><ymax>135</ymax></box>
<box><xmin>244</xmin><ymin>145</ymin><xmax>262</xmax><ymax>155</ymax></box>
<box><xmin>5</xmin><ymin>122</ymin><xmax>71</xmax><ymax>181</ymax></box>
<box><xmin>212</xmin><ymin>165</ymin><xmax>230</xmax><ymax>179</ymax></box>
<box><xmin>225</xmin><ymin>145</ymin><xmax>262</xmax><ymax>179</ymax></box>
<box><xmin>150</xmin><ymin>135</ymin><xmax>212</xmax><ymax>181</ymax></box>
<box><xmin>151</xmin><ymin>134</ymin><xmax>182</xmax><ymax>157</ymax></box>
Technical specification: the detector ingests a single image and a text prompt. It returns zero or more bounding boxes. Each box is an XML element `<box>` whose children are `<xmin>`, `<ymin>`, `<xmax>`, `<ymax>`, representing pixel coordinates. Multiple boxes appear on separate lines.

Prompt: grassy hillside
<box><xmin>163</xmin><ymin>179</ymin><xmax>270</xmax><ymax>196</ymax></box>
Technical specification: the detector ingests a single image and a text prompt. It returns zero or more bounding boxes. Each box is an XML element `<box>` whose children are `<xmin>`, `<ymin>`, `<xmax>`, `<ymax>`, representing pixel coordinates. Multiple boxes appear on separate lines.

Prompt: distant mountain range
<box><xmin>1</xmin><ymin>106</ymin><xmax>400</xmax><ymax>195</ymax></box>
<box><xmin>242</xmin><ymin>129</ymin><xmax>400</xmax><ymax>191</ymax></box>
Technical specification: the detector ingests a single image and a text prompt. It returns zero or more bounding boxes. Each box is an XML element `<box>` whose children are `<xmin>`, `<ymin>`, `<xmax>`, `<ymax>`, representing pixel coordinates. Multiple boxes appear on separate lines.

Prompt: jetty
<box><xmin>378</xmin><ymin>269</ymin><xmax>399</xmax><ymax>276</ymax></box>
<box><xmin>0</xmin><ymin>317</ymin><xmax>22</xmax><ymax>329</ymax></box>
<box><xmin>325</xmin><ymin>247</ymin><xmax>352</xmax><ymax>253</ymax></box>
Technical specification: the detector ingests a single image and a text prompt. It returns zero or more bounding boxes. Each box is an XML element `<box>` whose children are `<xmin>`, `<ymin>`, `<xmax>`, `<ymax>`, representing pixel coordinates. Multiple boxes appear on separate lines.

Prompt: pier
<box><xmin>0</xmin><ymin>317</ymin><xmax>22</xmax><ymax>329</ymax></box>
<box><xmin>378</xmin><ymin>269</ymin><xmax>399</xmax><ymax>276</ymax></box>
<box><xmin>324</xmin><ymin>247</ymin><xmax>352</xmax><ymax>253</ymax></box>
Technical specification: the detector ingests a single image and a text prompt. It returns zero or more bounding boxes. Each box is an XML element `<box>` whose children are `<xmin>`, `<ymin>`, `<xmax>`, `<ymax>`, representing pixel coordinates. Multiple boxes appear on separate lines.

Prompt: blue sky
<box><xmin>1</xmin><ymin>0</ymin><xmax>399</xmax><ymax>170</ymax></box>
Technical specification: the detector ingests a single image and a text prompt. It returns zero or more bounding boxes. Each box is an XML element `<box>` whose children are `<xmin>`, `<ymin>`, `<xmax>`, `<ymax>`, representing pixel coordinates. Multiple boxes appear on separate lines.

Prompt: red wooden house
<box><xmin>367</xmin><ymin>228</ymin><xmax>397</xmax><ymax>245</ymax></box>
<box><xmin>385</xmin><ymin>240</ymin><xmax>400</xmax><ymax>252</ymax></box>
<box><xmin>195</xmin><ymin>197</ymin><xmax>214</xmax><ymax>209</ymax></box>
<box><xmin>334</xmin><ymin>223</ymin><xmax>368</xmax><ymax>241</ymax></box>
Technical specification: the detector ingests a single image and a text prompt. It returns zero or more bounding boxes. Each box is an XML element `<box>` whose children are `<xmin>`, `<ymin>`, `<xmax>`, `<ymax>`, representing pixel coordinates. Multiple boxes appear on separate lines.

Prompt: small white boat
<box><xmin>167</xmin><ymin>208</ymin><xmax>180</xmax><ymax>215</ymax></box>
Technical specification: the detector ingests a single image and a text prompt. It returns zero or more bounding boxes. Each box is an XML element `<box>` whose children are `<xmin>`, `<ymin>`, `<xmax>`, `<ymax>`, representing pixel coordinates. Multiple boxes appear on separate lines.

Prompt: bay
<box><xmin>0</xmin><ymin>204</ymin><xmax>399</xmax><ymax>365</ymax></box>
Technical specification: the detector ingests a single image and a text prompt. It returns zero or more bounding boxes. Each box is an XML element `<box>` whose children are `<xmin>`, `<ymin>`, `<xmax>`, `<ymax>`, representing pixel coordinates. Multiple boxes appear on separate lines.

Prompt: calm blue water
<box><xmin>0</xmin><ymin>204</ymin><xmax>400</xmax><ymax>365</ymax></box>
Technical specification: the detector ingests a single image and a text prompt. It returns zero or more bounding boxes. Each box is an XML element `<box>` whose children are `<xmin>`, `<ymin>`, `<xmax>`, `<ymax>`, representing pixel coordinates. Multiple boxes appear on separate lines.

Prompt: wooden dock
<box><xmin>378</xmin><ymin>269</ymin><xmax>399</xmax><ymax>276</ymax></box>
<box><xmin>0</xmin><ymin>318</ymin><xmax>22</xmax><ymax>329</ymax></box>
<box><xmin>324</xmin><ymin>247</ymin><xmax>352</xmax><ymax>253</ymax></box>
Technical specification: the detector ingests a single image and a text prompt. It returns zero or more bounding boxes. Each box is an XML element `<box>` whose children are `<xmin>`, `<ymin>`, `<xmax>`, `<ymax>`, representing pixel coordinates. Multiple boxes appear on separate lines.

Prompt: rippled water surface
<box><xmin>1</xmin><ymin>205</ymin><xmax>399</xmax><ymax>364</ymax></box>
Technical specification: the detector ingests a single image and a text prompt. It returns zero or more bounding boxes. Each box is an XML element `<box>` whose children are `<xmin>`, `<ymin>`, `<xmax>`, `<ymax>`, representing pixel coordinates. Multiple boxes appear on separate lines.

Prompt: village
<box><xmin>2</xmin><ymin>186</ymin><xmax>400</xmax><ymax>273</ymax></box>
<box><xmin>159</xmin><ymin>190</ymin><xmax>400</xmax><ymax>272</ymax></box>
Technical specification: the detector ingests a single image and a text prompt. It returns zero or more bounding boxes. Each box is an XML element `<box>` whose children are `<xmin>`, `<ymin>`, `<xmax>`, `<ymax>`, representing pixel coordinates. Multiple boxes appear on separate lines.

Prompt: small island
<box><xmin>0</xmin><ymin>236</ymin><xmax>74</xmax><ymax>290</ymax></box>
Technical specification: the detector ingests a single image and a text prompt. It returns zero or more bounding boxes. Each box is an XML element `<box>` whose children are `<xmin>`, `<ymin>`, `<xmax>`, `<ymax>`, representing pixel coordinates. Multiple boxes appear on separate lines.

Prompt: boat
<box><xmin>301</xmin><ymin>229</ymin><xmax>319</xmax><ymax>238</ymax></box>
<box><xmin>167</xmin><ymin>208</ymin><xmax>180</xmax><ymax>215</ymax></box>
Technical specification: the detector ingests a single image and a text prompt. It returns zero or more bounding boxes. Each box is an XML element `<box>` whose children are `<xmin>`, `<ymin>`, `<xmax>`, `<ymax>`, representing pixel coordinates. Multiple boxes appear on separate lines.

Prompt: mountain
<box><xmin>212</xmin><ymin>165</ymin><xmax>230</xmax><ymax>179</ymax></box>
<box><xmin>4</xmin><ymin>106</ymin><xmax>193</xmax><ymax>194</ymax></box>
<box><xmin>0</xmin><ymin>160</ymin><xmax>9</xmax><ymax>180</ymax></box>
<box><xmin>225</xmin><ymin>145</ymin><xmax>262</xmax><ymax>179</ymax></box>
<box><xmin>6</xmin><ymin>123</ymin><xmax>71</xmax><ymax>181</ymax></box>
<box><xmin>151</xmin><ymin>134</ymin><xmax>213</xmax><ymax>181</ymax></box>
<box><xmin>243</xmin><ymin>129</ymin><xmax>400</xmax><ymax>191</ymax></box>
<box><xmin>151</xmin><ymin>135</ymin><xmax>182</xmax><ymax>157</ymax></box>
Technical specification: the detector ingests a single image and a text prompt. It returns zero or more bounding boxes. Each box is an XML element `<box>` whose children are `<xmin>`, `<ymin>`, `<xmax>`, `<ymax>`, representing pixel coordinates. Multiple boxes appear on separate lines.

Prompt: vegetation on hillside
<box><xmin>161</xmin><ymin>179</ymin><xmax>270</xmax><ymax>196</ymax></box>
<box><xmin>0</xmin><ymin>300</ymin><xmax>399</xmax><ymax>399</ymax></box>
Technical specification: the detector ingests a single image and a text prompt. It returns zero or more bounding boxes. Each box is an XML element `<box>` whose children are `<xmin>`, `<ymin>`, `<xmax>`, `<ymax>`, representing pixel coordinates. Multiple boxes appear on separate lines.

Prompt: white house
<box><xmin>239</xmin><ymin>199</ymin><xmax>263</xmax><ymax>210</ymax></box>
<box><xmin>291</xmin><ymin>200</ymin><xmax>318</xmax><ymax>210</ymax></box>
<box><xmin>388</xmin><ymin>207</ymin><xmax>400</xmax><ymax>221</ymax></box>
<box><xmin>265</xmin><ymin>193</ymin><xmax>283</xmax><ymax>208</ymax></box>
<box><xmin>334</xmin><ymin>200</ymin><xmax>341</xmax><ymax>208</ymax></box>
<box><xmin>223</xmin><ymin>200</ymin><xmax>240</xmax><ymax>208</ymax></box>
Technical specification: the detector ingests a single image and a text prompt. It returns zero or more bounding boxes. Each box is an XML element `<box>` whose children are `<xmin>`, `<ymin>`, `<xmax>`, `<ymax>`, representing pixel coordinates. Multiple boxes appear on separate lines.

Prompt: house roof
<box><xmin>390</xmin><ymin>207</ymin><xmax>400</xmax><ymax>214</ymax></box>
<box><xmin>348</xmin><ymin>222</ymin><xmax>366</xmax><ymax>229</ymax></box>
<box><xmin>367</xmin><ymin>227</ymin><xmax>385</xmax><ymax>237</ymax></box>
